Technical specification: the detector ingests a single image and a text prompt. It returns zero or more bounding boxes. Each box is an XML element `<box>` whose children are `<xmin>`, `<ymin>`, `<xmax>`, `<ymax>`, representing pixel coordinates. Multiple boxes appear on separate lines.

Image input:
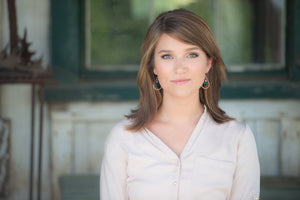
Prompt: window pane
<box><xmin>87</xmin><ymin>0</ymin><xmax>149</xmax><ymax>71</ymax></box>
<box><xmin>86</xmin><ymin>0</ymin><xmax>285</xmax><ymax>72</ymax></box>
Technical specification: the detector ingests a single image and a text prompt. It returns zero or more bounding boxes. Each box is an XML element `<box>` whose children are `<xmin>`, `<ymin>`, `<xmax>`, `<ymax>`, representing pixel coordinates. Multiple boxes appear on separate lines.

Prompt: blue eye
<box><xmin>161</xmin><ymin>54</ymin><xmax>173</xmax><ymax>59</ymax></box>
<box><xmin>187</xmin><ymin>53</ymin><xmax>198</xmax><ymax>58</ymax></box>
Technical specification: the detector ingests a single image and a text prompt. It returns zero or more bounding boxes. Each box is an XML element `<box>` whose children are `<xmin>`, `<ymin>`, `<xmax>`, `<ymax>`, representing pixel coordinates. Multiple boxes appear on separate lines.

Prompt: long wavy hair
<box><xmin>126</xmin><ymin>9</ymin><xmax>234</xmax><ymax>131</ymax></box>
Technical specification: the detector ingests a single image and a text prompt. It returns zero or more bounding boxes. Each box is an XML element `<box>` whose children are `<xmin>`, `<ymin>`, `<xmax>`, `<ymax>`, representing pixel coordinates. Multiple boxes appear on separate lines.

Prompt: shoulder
<box><xmin>102</xmin><ymin>119</ymin><xmax>136</xmax><ymax>156</ymax></box>
<box><xmin>206</xmin><ymin>114</ymin><xmax>253</xmax><ymax>141</ymax></box>
<box><xmin>207</xmin><ymin>114</ymin><xmax>247</xmax><ymax>133</ymax></box>
<box><xmin>223</xmin><ymin>120</ymin><xmax>249</xmax><ymax>135</ymax></box>
<box><xmin>106</xmin><ymin>119</ymin><xmax>134</xmax><ymax>144</ymax></box>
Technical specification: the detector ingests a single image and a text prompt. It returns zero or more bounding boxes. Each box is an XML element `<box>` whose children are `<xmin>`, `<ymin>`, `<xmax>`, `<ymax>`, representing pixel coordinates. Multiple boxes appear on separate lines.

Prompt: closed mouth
<box><xmin>171</xmin><ymin>79</ymin><xmax>190</xmax><ymax>85</ymax></box>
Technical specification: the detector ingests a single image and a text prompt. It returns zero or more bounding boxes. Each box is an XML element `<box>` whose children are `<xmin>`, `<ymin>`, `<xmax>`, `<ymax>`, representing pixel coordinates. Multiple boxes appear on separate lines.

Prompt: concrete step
<box><xmin>59</xmin><ymin>175</ymin><xmax>300</xmax><ymax>200</ymax></box>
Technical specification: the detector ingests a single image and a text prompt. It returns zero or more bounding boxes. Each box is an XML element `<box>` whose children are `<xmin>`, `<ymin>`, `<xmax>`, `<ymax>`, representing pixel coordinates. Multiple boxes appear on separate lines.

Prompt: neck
<box><xmin>156</xmin><ymin>93</ymin><xmax>204</xmax><ymax>124</ymax></box>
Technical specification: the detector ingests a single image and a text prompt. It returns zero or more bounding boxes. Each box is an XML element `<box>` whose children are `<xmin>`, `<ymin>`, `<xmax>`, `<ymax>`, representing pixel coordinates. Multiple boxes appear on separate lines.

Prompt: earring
<box><xmin>201</xmin><ymin>75</ymin><xmax>210</xmax><ymax>89</ymax></box>
<box><xmin>153</xmin><ymin>77</ymin><xmax>162</xmax><ymax>90</ymax></box>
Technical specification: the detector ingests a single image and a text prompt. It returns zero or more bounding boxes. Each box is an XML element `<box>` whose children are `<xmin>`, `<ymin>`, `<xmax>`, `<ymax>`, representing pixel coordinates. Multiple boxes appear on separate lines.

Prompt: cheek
<box><xmin>156</xmin><ymin>67</ymin><xmax>169</xmax><ymax>85</ymax></box>
<box><xmin>154</xmin><ymin>60</ymin><xmax>171</xmax><ymax>78</ymax></box>
<box><xmin>153</xmin><ymin>57</ymin><xmax>162</xmax><ymax>75</ymax></box>
<box><xmin>191</xmin><ymin>64</ymin><xmax>208</xmax><ymax>85</ymax></box>
<box><xmin>195</xmin><ymin>73</ymin><xmax>206</xmax><ymax>86</ymax></box>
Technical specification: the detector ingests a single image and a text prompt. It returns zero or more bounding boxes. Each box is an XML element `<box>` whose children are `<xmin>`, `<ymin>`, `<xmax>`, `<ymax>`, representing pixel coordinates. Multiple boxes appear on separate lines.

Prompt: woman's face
<box><xmin>153</xmin><ymin>33</ymin><xmax>212</xmax><ymax>99</ymax></box>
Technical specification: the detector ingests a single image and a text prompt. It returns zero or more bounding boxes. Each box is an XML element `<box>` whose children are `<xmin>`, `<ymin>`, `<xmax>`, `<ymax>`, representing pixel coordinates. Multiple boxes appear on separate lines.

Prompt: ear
<box><xmin>153</xmin><ymin>66</ymin><xmax>158</xmax><ymax>76</ymax></box>
<box><xmin>206</xmin><ymin>57</ymin><xmax>213</xmax><ymax>73</ymax></box>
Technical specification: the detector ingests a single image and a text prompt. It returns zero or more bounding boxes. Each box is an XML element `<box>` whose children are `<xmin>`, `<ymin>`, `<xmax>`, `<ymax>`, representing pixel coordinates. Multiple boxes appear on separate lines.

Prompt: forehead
<box><xmin>155</xmin><ymin>33</ymin><xmax>199</xmax><ymax>52</ymax></box>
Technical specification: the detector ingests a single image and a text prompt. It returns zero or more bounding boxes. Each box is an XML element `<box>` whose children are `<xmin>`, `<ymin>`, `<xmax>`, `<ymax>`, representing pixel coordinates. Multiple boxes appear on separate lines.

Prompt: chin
<box><xmin>169</xmin><ymin>91</ymin><xmax>196</xmax><ymax>99</ymax></box>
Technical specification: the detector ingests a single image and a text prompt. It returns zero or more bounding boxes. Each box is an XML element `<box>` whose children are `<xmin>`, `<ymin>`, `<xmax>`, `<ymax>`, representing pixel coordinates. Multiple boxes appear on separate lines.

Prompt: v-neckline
<box><xmin>145</xmin><ymin>106</ymin><xmax>208</xmax><ymax>159</ymax></box>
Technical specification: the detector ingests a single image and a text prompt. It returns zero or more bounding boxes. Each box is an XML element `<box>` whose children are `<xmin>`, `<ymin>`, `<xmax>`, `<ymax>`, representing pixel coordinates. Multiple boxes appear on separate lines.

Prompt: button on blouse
<box><xmin>100</xmin><ymin>108</ymin><xmax>260</xmax><ymax>200</ymax></box>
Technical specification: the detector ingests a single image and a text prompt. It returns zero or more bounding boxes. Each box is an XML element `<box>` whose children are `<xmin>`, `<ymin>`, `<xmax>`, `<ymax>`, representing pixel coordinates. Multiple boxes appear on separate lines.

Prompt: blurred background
<box><xmin>0</xmin><ymin>0</ymin><xmax>300</xmax><ymax>199</ymax></box>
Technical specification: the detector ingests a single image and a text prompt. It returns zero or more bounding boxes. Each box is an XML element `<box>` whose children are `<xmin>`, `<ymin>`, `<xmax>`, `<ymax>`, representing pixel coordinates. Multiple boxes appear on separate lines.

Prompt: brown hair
<box><xmin>126</xmin><ymin>9</ymin><xmax>234</xmax><ymax>131</ymax></box>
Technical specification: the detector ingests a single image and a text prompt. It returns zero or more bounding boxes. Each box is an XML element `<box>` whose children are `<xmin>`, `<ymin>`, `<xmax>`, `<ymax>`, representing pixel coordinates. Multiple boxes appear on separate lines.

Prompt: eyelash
<box><xmin>187</xmin><ymin>53</ymin><xmax>199</xmax><ymax>58</ymax></box>
<box><xmin>161</xmin><ymin>54</ymin><xmax>173</xmax><ymax>59</ymax></box>
<box><xmin>161</xmin><ymin>53</ymin><xmax>199</xmax><ymax>59</ymax></box>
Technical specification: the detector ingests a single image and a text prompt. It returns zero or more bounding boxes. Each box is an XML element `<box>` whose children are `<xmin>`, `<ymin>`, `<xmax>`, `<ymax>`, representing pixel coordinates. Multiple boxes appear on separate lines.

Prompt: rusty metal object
<box><xmin>37</xmin><ymin>85</ymin><xmax>44</xmax><ymax>200</ymax></box>
<box><xmin>0</xmin><ymin>29</ymin><xmax>50</xmax><ymax>73</ymax></box>
<box><xmin>1</xmin><ymin>1</ymin><xmax>56</xmax><ymax>200</ymax></box>
<box><xmin>7</xmin><ymin>0</ymin><xmax>18</xmax><ymax>53</ymax></box>
<box><xmin>0</xmin><ymin>71</ymin><xmax>54</xmax><ymax>84</ymax></box>
<box><xmin>29</xmin><ymin>84</ymin><xmax>35</xmax><ymax>200</ymax></box>
<box><xmin>0</xmin><ymin>118</ymin><xmax>10</xmax><ymax>198</ymax></box>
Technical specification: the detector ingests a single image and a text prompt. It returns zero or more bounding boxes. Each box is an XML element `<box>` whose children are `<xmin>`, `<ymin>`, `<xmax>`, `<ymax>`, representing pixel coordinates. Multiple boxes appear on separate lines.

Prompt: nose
<box><xmin>174</xmin><ymin>57</ymin><xmax>187</xmax><ymax>74</ymax></box>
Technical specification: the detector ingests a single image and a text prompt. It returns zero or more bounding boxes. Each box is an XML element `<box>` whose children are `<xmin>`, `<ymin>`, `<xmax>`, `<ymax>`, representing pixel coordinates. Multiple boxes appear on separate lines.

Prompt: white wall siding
<box><xmin>0</xmin><ymin>85</ymin><xmax>51</xmax><ymax>200</ymax></box>
<box><xmin>221</xmin><ymin>100</ymin><xmax>300</xmax><ymax>176</ymax></box>
<box><xmin>50</xmin><ymin>101</ymin><xmax>137</xmax><ymax>199</ymax></box>
<box><xmin>281</xmin><ymin>119</ymin><xmax>300</xmax><ymax>176</ymax></box>
<box><xmin>252</xmin><ymin>119</ymin><xmax>281</xmax><ymax>176</ymax></box>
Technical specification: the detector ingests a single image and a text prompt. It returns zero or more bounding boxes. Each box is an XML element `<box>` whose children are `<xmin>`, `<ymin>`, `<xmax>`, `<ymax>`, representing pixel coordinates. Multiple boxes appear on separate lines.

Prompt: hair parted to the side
<box><xmin>126</xmin><ymin>8</ymin><xmax>234</xmax><ymax>132</ymax></box>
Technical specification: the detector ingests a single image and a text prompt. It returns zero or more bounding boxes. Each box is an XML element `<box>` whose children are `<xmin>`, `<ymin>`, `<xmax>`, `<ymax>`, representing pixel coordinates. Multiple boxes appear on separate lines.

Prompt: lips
<box><xmin>171</xmin><ymin>79</ymin><xmax>190</xmax><ymax>85</ymax></box>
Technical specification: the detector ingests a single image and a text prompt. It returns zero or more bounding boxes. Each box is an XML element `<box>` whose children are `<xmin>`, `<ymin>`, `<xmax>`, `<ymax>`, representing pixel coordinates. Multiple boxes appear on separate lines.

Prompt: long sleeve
<box><xmin>100</xmin><ymin>127</ymin><xmax>128</xmax><ymax>200</ymax></box>
<box><xmin>230</xmin><ymin>125</ymin><xmax>260</xmax><ymax>200</ymax></box>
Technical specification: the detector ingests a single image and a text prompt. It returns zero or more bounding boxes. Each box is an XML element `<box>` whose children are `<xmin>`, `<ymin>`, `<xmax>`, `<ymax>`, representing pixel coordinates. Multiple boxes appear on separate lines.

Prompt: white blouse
<box><xmin>100</xmin><ymin>109</ymin><xmax>260</xmax><ymax>200</ymax></box>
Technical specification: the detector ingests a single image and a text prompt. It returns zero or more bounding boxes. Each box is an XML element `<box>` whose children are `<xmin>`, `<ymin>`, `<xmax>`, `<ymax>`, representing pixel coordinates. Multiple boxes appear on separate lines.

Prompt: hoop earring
<box><xmin>201</xmin><ymin>75</ymin><xmax>210</xmax><ymax>89</ymax></box>
<box><xmin>153</xmin><ymin>77</ymin><xmax>162</xmax><ymax>90</ymax></box>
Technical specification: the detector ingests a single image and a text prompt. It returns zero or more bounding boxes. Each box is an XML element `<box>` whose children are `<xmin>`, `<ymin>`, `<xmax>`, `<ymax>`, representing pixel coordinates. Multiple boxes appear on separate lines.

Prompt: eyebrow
<box><xmin>157</xmin><ymin>50</ymin><xmax>172</xmax><ymax>54</ymax></box>
<box><xmin>157</xmin><ymin>47</ymin><xmax>201</xmax><ymax>54</ymax></box>
<box><xmin>186</xmin><ymin>47</ymin><xmax>201</xmax><ymax>51</ymax></box>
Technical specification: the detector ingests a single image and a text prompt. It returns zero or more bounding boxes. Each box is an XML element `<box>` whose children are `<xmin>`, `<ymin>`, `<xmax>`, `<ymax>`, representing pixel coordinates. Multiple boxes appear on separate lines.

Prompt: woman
<box><xmin>100</xmin><ymin>9</ymin><xmax>260</xmax><ymax>200</ymax></box>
